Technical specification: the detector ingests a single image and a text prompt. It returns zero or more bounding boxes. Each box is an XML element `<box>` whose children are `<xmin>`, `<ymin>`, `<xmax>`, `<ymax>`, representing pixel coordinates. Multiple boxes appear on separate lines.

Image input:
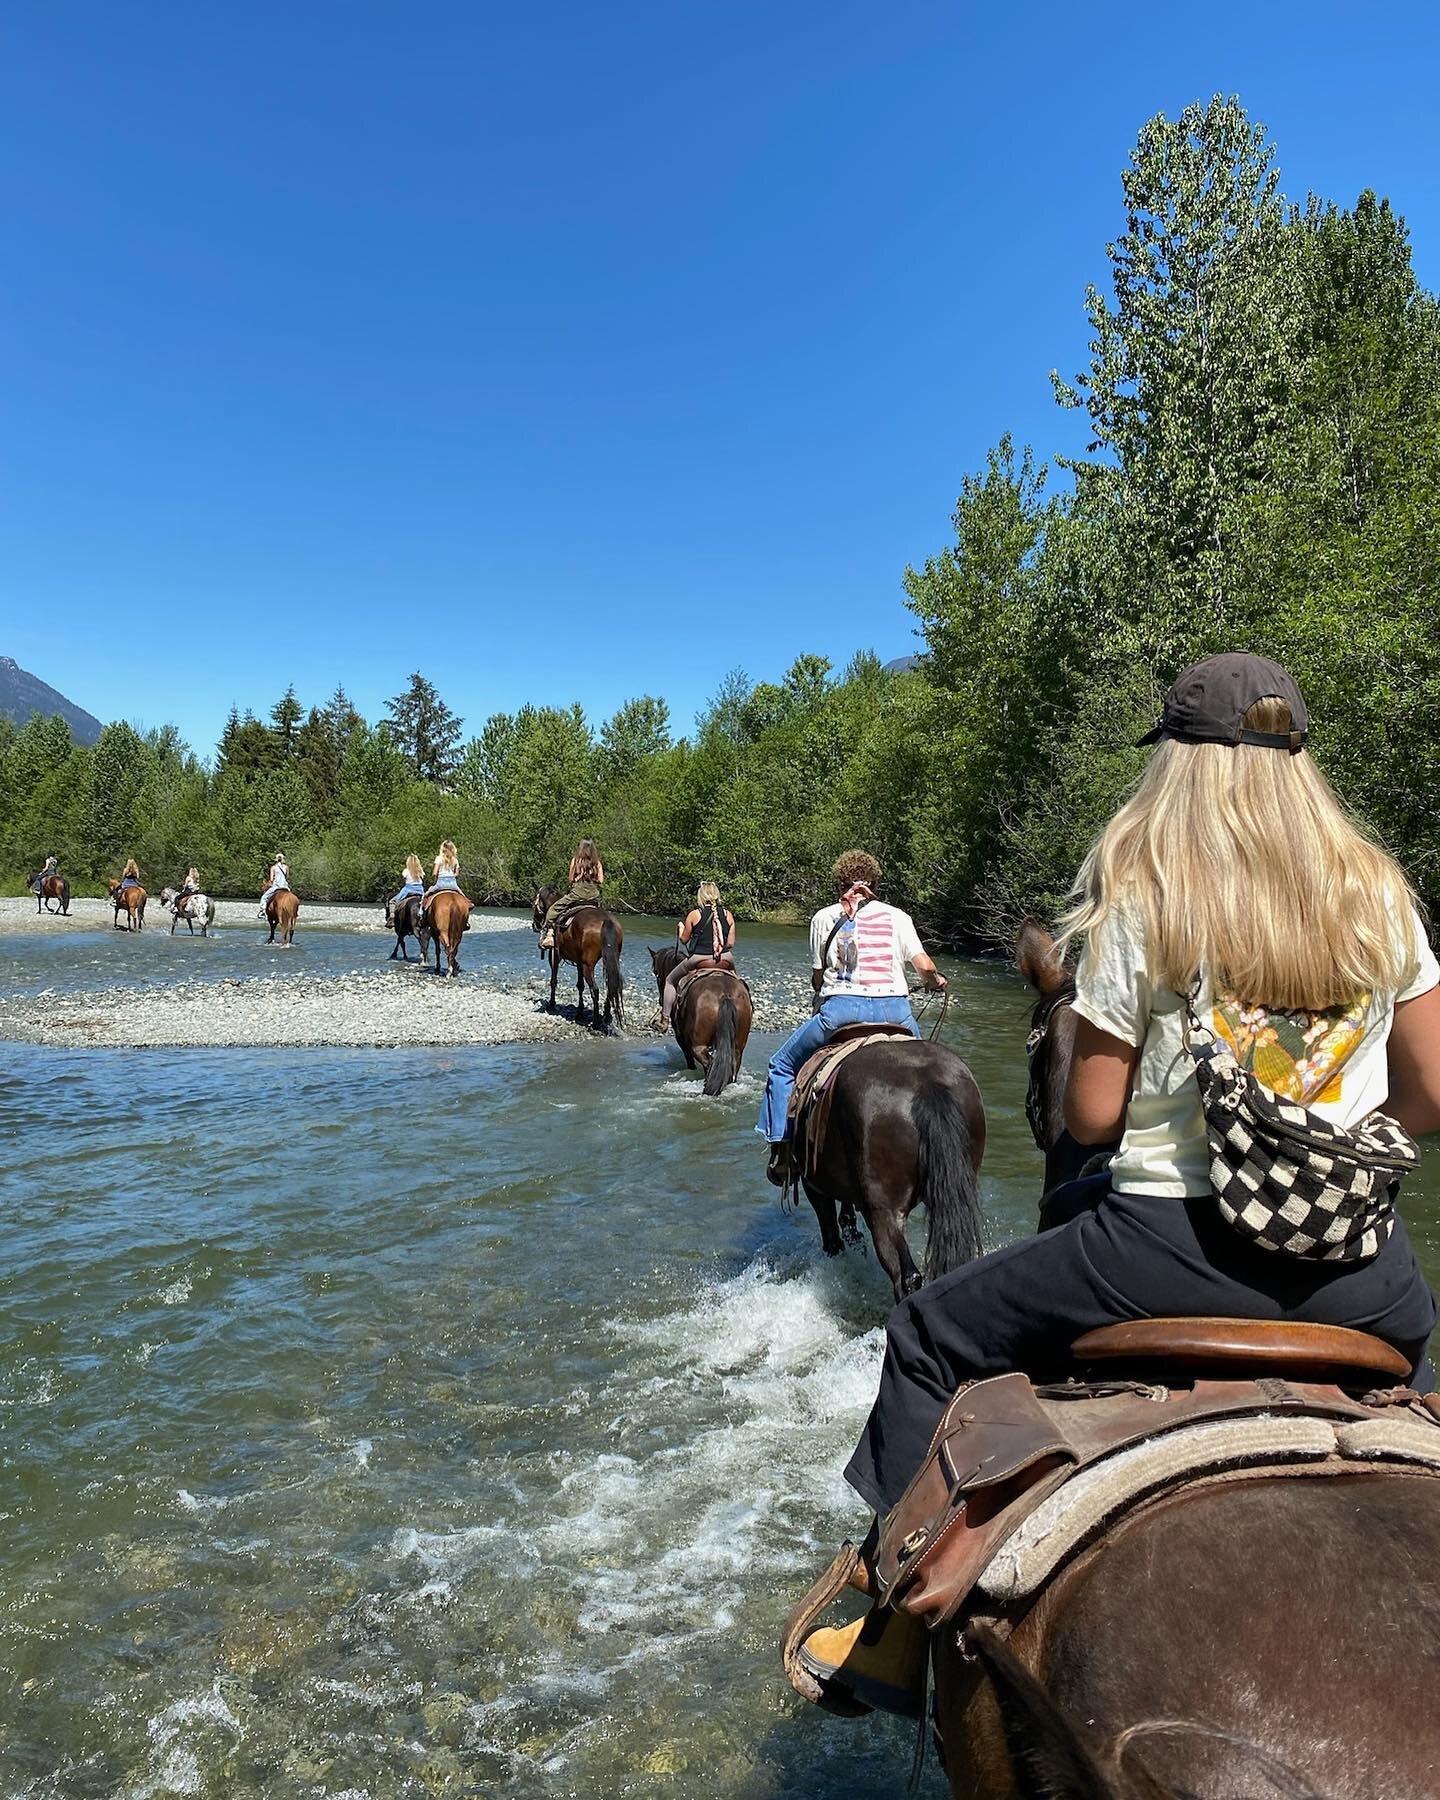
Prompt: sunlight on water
<box><xmin>2</xmin><ymin>914</ymin><xmax>1437</xmax><ymax>1797</ymax></box>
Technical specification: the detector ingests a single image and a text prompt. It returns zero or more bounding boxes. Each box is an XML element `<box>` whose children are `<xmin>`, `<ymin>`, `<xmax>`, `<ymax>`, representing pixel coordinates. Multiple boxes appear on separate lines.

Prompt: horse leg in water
<box><xmin>575</xmin><ymin>954</ymin><xmax>589</xmax><ymax>1025</ymax></box>
<box><xmin>585</xmin><ymin>955</ymin><xmax>602</xmax><ymax>1027</ymax></box>
<box><xmin>547</xmin><ymin>946</ymin><xmax>561</xmax><ymax>1012</ymax></box>
<box><xmin>802</xmin><ymin>1179</ymin><xmax>846</xmax><ymax>1258</ymax></box>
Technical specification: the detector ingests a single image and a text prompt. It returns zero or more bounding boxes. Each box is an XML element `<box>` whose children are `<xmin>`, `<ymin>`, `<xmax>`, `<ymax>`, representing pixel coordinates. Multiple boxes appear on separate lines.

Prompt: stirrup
<box><xmin>781</xmin><ymin>1542</ymin><xmax>871</xmax><ymax>1716</ymax></box>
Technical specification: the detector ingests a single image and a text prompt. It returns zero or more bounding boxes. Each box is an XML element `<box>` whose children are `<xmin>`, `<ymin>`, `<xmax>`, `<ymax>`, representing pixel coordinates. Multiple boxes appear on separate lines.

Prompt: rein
<box><xmin>911</xmin><ymin>985</ymin><xmax>951</xmax><ymax>1042</ymax></box>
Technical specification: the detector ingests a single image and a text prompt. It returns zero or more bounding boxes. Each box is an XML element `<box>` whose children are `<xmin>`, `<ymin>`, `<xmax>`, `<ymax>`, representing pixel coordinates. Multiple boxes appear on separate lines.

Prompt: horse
<box><xmin>26</xmin><ymin>872</ymin><xmax>70</xmax><ymax>915</ymax></box>
<box><xmin>649</xmin><ymin>944</ymin><xmax>753</xmax><ymax>1095</ymax></box>
<box><xmin>106</xmin><ymin>879</ymin><xmax>146</xmax><ymax>931</ymax></box>
<box><xmin>265</xmin><ymin>889</ymin><xmax>300</xmax><ymax>946</ymax></box>
<box><xmin>531</xmin><ymin>885</ymin><xmax>624</xmax><ymax>1030</ymax></box>
<box><xmin>913</xmin><ymin>922</ymin><xmax>1440</xmax><ymax>1799</ymax></box>
<box><xmin>159</xmin><ymin>888</ymin><xmax>216</xmax><ymax>937</ymax></box>
<box><xmin>384</xmin><ymin>895</ymin><xmax>429</xmax><ymax>962</ymax></box>
<box><xmin>423</xmin><ymin>888</ymin><xmax>471</xmax><ymax>978</ymax></box>
<box><xmin>1016</xmin><ymin>916</ymin><xmax>1106</xmax><ymax>1214</ymax></box>
<box><xmin>793</xmin><ymin>1036</ymin><xmax>986</xmax><ymax>1304</ymax></box>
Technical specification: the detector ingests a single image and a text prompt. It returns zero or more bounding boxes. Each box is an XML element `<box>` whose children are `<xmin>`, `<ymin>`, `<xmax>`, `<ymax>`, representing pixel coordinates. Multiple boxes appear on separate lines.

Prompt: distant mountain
<box><xmin>883</xmin><ymin>654</ymin><xmax>926</xmax><ymax>674</ymax></box>
<box><xmin>0</xmin><ymin>656</ymin><xmax>103</xmax><ymax>745</ymax></box>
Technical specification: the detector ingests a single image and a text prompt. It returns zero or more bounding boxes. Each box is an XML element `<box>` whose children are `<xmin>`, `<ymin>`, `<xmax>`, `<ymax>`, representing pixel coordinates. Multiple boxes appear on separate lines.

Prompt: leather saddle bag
<box><xmin>874</xmin><ymin>1372</ymin><xmax>1076</xmax><ymax>1627</ymax></box>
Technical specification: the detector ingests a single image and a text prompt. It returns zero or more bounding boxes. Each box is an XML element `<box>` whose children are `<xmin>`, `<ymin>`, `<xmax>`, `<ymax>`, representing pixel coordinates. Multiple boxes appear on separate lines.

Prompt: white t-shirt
<box><xmin>1072</xmin><ymin>901</ymin><xmax>1439</xmax><ymax>1197</ymax></box>
<box><xmin>811</xmin><ymin>899</ymin><xmax>924</xmax><ymax>999</ymax></box>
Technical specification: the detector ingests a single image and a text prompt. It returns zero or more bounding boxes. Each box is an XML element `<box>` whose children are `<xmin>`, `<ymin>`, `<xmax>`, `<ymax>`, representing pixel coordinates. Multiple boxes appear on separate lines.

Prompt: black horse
<box><xmin>385</xmin><ymin>894</ymin><xmax>430</xmax><ymax>963</ymax></box>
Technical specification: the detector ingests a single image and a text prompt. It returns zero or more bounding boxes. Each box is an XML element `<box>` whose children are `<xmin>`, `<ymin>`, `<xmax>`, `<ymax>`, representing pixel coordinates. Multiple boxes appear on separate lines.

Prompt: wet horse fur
<box><xmin>921</xmin><ymin>922</ymin><xmax>1440</xmax><ymax>1798</ymax></box>
<box><xmin>27</xmin><ymin>872</ymin><xmax>70</xmax><ymax>915</ymax></box>
<box><xmin>106</xmin><ymin>879</ymin><xmax>147</xmax><ymax>930</ymax></box>
<box><xmin>531</xmin><ymin>886</ymin><xmax>624</xmax><ymax>1030</ymax></box>
<box><xmin>649</xmin><ymin>943</ymin><xmax>752</xmax><ymax>1094</ymax></box>
<box><xmin>798</xmin><ymin>1037</ymin><xmax>985</xmax><ymax>1303</ymax></box>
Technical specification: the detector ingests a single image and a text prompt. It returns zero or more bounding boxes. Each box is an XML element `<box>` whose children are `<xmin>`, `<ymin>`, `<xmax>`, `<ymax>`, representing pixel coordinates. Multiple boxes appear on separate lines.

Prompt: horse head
<box><xmin>1016</xmin><ymin>917</ymin><xmax>1101</xmax><ymax>1203</ymax></box>
<box><xmin>532</xmin><ymin>885</ymin><xmax>558</xmax><ymax>932</ymax></box>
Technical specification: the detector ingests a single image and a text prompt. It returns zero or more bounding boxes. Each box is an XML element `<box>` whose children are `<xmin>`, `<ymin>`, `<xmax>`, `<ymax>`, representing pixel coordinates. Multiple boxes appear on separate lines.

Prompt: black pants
<box><xmin>844</xmin><ymin>1188</ymin><xmax>1438</xmax><ymax>1516</ymax></box>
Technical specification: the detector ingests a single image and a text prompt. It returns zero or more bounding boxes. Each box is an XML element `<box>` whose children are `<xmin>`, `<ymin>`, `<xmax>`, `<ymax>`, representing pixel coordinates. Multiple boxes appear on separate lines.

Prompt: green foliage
<box><xmin>8</xmin><ymin>99</ymin><xmax>1439</xmax><ymax>938</ymax></box>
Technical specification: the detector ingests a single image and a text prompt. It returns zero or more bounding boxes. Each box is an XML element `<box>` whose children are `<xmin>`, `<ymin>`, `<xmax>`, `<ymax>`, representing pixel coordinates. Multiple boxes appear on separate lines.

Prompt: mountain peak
<box><xmin>0</xmin><ymin>657</ymin><xmax>103</xmax><ymax>746</ymax></box>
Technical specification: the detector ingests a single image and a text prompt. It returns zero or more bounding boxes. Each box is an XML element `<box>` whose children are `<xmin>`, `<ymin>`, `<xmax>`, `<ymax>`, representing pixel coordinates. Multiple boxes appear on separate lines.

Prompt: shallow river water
<box><xmin>3</xmin><ymin>911</ymin><xmax>1439</xmax><ymax>1799</ymax></box>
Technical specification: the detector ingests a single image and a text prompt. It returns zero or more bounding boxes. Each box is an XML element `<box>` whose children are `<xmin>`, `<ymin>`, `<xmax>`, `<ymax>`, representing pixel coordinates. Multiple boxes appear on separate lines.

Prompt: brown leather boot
<box><xmin>795</xmin><ymin>1605</ymin><xmax>927</xmax><ymax>1720</ymax></box>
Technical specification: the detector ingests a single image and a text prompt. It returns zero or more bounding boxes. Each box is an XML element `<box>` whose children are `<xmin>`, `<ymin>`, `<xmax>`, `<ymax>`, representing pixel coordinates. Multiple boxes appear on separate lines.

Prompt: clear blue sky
<box><xmin>4</xmin><ymin>2</ymin><xmax>1438</xmax><ymax>760</ymax></box>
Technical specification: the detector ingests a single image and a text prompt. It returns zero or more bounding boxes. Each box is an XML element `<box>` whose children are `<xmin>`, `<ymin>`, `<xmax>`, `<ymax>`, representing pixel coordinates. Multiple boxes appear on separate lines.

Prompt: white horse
<box><xmin>160</xmin><ymin>887</ymin><xmax>217</xmax><ymax>937</ymax></box>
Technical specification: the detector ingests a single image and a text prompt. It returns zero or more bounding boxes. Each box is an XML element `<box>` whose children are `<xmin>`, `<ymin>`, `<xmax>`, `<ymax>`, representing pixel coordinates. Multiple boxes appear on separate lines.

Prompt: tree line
<box><xmin>5</xmin><ymin>98</ymin><xmax>1439</xmax><ymax>941</ymax></box>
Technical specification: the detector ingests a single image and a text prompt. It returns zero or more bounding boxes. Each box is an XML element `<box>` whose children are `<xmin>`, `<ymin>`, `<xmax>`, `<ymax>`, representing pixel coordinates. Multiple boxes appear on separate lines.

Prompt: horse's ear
<box><xmin>969</xmin><ymin>1625</ymin><xmax>1149</xmax><ymax>1799</ymax></box>
<box><xmin>1016</xmin><ymin>918</ymin><xmax>1067</xmax><ymax>998</ymax></box>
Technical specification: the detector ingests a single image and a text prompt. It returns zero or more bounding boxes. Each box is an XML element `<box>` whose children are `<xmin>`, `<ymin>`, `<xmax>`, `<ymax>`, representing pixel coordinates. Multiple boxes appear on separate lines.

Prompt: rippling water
<box><xmin>3</xmin><ymin>915</ymin><xmax>1438</xmax><ymax>1798</ymax></box>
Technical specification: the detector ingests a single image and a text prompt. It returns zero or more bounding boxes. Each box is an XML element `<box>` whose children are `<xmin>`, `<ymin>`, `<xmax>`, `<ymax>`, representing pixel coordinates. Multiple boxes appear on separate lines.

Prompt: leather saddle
<box><xmin>673</xmin><ymin>958</ymin><xmax>743</xmax><ymax>1009</ymax></box>
<box><xmin>783</xmin><ymin>1318</ymin><xmax>1436</xmax><ymax>1700</ymax></box>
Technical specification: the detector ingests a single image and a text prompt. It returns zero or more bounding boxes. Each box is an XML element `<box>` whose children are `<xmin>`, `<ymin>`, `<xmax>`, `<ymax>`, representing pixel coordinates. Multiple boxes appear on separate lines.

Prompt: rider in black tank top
<box><xmin>689</xmin><ymin>903</ymin><xmax>731</xmax><ymax>959</ymax></box>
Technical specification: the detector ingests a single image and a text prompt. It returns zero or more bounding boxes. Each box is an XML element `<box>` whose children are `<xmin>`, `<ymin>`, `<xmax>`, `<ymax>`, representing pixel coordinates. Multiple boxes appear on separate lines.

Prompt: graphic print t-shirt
<box><xmin>1071</xmin><ymin>899</ymin><xmax>1439</xmax><ymax>1197</ymax></box>
<box><xmin>811</xmin><ymin>900</ymin><xmax>923</xmax><ymax>999</ymax></box>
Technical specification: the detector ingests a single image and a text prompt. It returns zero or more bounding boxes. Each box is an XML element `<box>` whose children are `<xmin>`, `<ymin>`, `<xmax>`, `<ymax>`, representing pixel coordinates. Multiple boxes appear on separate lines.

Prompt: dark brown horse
<box><xmin>1016</xmin><ymin>917</ymin><xmax>1107</xmax><ymax>1212</ymax></box>
<box><xmin>424</xmin><ymin>888</ymin><xmax>471</xmax><ymax>978</ymax></box>
<box><xmin>649</xmin><ymin>944</ymin><xmax>753</xmax><ymax>1094</ymax></box>
<box><xmin>531</xmin><ymin>886</ymin><xmax>624</xmax><ymax>1030</ymax></box>
<box><xmin>265</xmin><ymin>889</ymin><xmax>300</xmax><ymax>946</ymax></box>
<box><xmin>106</xmin><ymin>879</ymin><xmax>146</xmax><ymax>930</ymax></box>
<box><xmin>918</xmin><ymin>924</ymin><xmax>1440</xmax><ymax>1798</ymax></box>
<box><xmin>385</xmin><ymin>894</ymin><xmax>428</xmax><ymax>962</ymax></box>
<box><xmin>796</xmin><ymin>1037</ymin><xmax>986</xmax><ymax>1303</ymax></box>
<box><xmin>26</xmin><ymin>872</ymin><xmax>70</xmax><ymax>915</ymax></box>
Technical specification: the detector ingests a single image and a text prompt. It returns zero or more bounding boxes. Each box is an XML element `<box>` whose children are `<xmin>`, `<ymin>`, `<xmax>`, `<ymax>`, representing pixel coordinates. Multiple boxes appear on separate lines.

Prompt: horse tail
<box><xmin>704</xmin><ymin>996</ymin><xmax>740</xmax><ymax>1096</ymax></box>
<box><xmin>602</xmin><ymin>914</ymin><xmax>624</xmax><ymax>1028</ymax></box>
<box><xmin>914</xmin><ymin>1081</ymin><xmax>983</xmax><ymax>1280</ymax></box>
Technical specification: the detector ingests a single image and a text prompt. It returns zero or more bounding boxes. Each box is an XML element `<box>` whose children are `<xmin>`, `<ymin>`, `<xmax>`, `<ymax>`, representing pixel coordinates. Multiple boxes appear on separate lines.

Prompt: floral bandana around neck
<box><xmin>1211</xmin><ymin>992</ymin><xmax>1371</xmax><ymax>1107</ymax></box>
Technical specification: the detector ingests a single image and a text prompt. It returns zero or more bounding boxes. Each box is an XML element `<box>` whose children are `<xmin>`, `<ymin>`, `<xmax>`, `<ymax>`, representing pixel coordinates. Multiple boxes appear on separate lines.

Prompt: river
<box><xmin>3</xmin><ymin>910</ymin><xmax>1438</xmax><ymax>1798</ymax></box>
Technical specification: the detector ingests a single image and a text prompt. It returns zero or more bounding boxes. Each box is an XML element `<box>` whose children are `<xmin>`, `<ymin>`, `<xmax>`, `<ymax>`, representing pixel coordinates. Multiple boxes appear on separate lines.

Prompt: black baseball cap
<box><xmin>1138</xmin><ymin>652</ymin><xmax>1309</xmax><ymax>752</ymax></box>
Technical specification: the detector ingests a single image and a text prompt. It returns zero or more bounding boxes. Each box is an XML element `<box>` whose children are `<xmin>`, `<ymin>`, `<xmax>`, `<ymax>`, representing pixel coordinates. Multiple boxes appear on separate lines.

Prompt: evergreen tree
<box><xmin>270</xmin><ymin>686</ymin><xmax>304</xmax><ymax>760</ymax></box>
<box><xmin>385</xmin><ymin>673</ymin><xmax>463</xmax><ymax>784</ymax></box>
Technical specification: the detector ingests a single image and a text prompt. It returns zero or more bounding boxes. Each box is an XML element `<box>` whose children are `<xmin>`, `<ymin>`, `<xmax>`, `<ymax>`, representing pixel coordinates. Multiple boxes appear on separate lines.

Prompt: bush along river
<box><xmin>3</xmin><ymin>905</ymin><xmax>1439</xmax><ymax>1797</ymax></box>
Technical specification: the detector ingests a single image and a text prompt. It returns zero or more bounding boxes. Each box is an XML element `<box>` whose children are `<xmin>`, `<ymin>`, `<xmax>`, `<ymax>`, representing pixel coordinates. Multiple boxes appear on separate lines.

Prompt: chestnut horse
<box><xmin>795</xmin><ymin>1037</ymin><xmax>986</xmax><ymax>1304</ymax></box>
<box><xmin>531</xmin><ymin>886</ymin><xmax>624</xmax><ymax>1030</ymax></box>
<box><xmin>26</xmin><ymin>872</ymin><xmax>70</xmax><ymax>915</ymax></box>
<box><xmin>106</xmin><ymin>879</ymin><xmax>146</xmax><ymax>930</ymax></box>
<box><xmin>914</xmin><ymin>920</ymin><xmax>1440</xmax><ymax>1799</ymax></box>
<box><xmin>648</xmin><ymin>944</ymin><xmax>752</xmax><ymax>1094</ymax></box>
<box><xmin>265</xmin><ymin>890</ymin><xmax>300</xmax><ymax>946</ymax></box>
<box><xmin>423</xmin><ymin>889</ymin><xmax>471</xmax><ymax>978</ymax></box>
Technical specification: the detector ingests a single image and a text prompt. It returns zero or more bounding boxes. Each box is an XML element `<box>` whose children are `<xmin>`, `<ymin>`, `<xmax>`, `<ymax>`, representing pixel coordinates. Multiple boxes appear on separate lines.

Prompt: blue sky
<box><xmin>4</xmin><ymin>2</ymin><xmax>1438</xmax><ymax>759</ymax></box>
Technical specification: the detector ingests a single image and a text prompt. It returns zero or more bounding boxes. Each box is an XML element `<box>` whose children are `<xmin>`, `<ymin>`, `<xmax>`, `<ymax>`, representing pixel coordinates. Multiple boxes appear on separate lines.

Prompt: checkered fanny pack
<box><xmin>1184</xmin><ymin>999</ymin><xmax>1418</xmax><ymax>1263</ymax></box>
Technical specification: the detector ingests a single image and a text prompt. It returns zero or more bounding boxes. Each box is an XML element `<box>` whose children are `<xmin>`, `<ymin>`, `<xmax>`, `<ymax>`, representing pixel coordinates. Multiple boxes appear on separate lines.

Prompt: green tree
<box><xmin>386</xmin><ymin>672</ymin><xmax>463</xmax><ymax>783</ymax></box>
<box><xmin>270</xmin><ymin>686</ymin><xmax>304</xmax><ymax>759</ymax></box>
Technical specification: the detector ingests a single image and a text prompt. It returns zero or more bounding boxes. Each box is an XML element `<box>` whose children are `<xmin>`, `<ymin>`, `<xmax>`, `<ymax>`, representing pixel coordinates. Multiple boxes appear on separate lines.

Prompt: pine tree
<box><xmin>385</xmin><ymin>673</ymin><xmax>463</xmax><ymax>784</ymax></box>
<box><xmin>270</xmin><ymin>686</ymin><xmax>304</xmax><ymax>760</ymax></box>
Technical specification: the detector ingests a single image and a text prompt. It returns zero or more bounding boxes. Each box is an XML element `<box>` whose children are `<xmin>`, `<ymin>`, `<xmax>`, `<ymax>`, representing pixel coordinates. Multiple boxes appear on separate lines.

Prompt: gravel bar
<box><xmin>0</xmin><ymin>896</ymin><xmax>518</xmax><ymax>937</ymax></box>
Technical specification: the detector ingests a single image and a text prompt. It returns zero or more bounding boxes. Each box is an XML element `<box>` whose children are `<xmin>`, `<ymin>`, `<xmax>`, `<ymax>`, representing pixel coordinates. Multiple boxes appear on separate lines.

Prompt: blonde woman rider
<box><xmin>118</xmin><ymin>857</ymin><xmax>142</xmax><ymax>891</ymax></box>
<box><xmin>799</xmin><ymin>653</ymin><xmax>1440</xmax><ymax>1717</ymax></box>
<box><xmin>422</xmin><ymin>840</ymin><xmax>462</xmax><ymax>912</ymax></box>
<box><xmin>663</xmin><ymin>879</ymin><xmax>738</xmax><ymax>1026</ymax></box>
<box><xmin>389</xmin><ymin>854</ymin><xmax>425</xmax><ymax>913</ymax></box>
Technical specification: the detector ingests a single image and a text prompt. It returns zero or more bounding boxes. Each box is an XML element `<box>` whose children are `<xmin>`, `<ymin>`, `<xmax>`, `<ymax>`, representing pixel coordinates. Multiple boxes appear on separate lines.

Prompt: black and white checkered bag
<box><xmin>1185</xmin><ymin>1002</ymin><xmax>1418</xmax><ymax>1262</ymax></box>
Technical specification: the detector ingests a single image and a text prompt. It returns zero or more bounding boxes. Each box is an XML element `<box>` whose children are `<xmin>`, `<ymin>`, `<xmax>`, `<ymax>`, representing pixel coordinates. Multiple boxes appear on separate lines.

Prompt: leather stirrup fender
<box><xmin>874</xmin><ymin>1372</ymin><xmax>1077</xmax><ymax>1623</ymax></box>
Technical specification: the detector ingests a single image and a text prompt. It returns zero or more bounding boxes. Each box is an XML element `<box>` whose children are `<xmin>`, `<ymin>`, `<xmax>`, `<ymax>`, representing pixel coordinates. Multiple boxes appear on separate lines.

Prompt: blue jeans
<box><xmin>390</xmin><ymin>882</ymin><xmax>424</xmax><ymax>909</ymax></box>
<box><xmin>756</xmin><ymin>994</ymin><xmax>919</xmax><ymax>1142</ymax></box>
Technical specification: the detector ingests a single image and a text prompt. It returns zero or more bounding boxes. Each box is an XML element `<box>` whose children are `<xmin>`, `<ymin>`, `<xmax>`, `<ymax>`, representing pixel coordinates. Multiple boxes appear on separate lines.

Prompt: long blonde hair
<box><xmin>404</xmin><ymin>853</ymin><xmax>424</xmax><ymax>882</ymax></box>
<box><xmin>434</xmin><ymin>839</ymin><xmax>459</xmax><ymax>877</ymax></box>
<box><xmin>697</xmin><ymin>879</ymin><xmax>721</xmax><ymax>907</ymax></box>
<box><xmin>122</xmin><ymin>857</ymin><xmax>139</xmax><ymax>879</ymax></box>
<box><xmin>1060</xmin><ymin>698</ymin><xmax>1418</xmax><ymax>1010</ymax></box>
